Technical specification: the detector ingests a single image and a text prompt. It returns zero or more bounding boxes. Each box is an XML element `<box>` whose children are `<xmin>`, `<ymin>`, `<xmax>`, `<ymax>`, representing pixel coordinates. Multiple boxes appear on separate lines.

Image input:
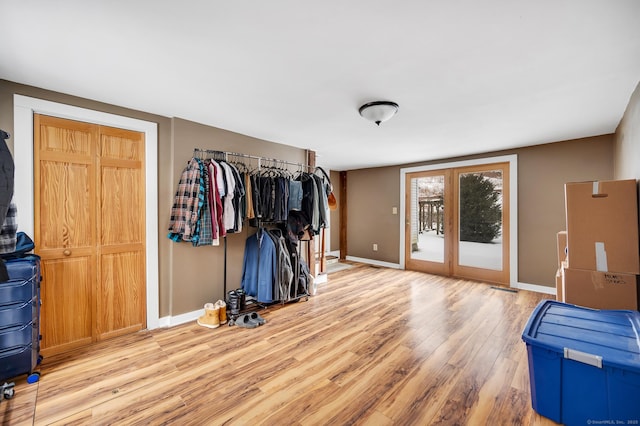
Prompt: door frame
<box><xmin>13</xmin><ymin>94</ymin><xmax>160</xmax><ymax>330</ymax></box>
<box><xmin>400</xmin><ymin>154</ymin><xmax>518</xmax><ymax>287</ymax></box>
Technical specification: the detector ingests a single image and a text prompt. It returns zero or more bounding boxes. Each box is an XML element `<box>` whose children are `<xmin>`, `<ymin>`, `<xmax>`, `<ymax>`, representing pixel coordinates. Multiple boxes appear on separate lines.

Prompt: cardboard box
<box><xmin>556</xmin><ymin>231</ymin><xmax>567</xmax><ymax>268</ymax></box>
<box><xmin>555</xmin><ymin>268</ymin><xmax>563</xmax><ymax>302</ymax></box>
<box><xmin>564</xmin><ymin>179</ymin><xmax>639</xmax><ymax>274</ymax></box>
<box><xmin>562</xmin><ymin>267</ymin><xmax>639</xmax><ymax>311</ymax></box>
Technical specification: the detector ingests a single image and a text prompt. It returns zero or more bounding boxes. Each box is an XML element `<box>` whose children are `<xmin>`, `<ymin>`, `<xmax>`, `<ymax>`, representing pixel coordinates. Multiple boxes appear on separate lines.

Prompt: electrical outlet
<box><xmin>392</xmin><ymin>207</ymin><xmax>398</xmax><ymax>215</ymax></box>
<box><xmin>373</xmin><ymin>243</ymin><xmax>378</xmax><ymax>251</ymax></box>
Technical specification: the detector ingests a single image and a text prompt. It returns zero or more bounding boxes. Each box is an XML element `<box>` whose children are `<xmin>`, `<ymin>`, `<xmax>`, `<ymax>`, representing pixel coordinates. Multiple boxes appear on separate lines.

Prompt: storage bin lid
<box><xmin>522</xmin><ymin>300</ymin><xmax>640</xmax><ymax>373</ymax></box>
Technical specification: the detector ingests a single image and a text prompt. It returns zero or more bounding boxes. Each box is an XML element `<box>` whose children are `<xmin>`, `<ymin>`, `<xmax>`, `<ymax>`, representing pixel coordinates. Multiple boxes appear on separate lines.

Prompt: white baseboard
<box><xmin>314</xmin><ymin>273</ymin><xmax>328</xmax><ymax>284</ymax></box>
<box><xmin>327</xmin><ymin>250</ymin><xmax>340</xmax><ymax>257</ymax></box>
<box><xmin>345</xmin><ymin>256</ymin><xmax>401</xmax><ymax>269</ymax></box>
<box><xmin>512</xmin><ymin>281</ymin><xmax>557</xmax><ymax>295</ymax></box>
<box><xmin>158</xmin><ymin>308</ymin><xmax>203</xmax><ymax>328</ymax></box>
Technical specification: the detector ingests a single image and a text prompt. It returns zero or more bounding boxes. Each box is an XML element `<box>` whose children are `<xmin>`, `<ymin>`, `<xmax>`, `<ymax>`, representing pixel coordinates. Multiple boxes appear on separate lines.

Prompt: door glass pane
<box><xmin>458</xmin><ymin>170</ymin><xmax>503</xmax><ymax>270</ymax></box>
<box><xmin>410</xmin><ymin>175</ymin><xmax>445</xmax><ymax>263</ymax></box>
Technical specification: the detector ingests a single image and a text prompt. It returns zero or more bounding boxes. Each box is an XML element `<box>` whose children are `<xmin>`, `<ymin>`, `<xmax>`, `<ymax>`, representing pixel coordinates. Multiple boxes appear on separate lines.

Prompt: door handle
<box><xmin>63</xmin><ymin>249</ymin><xmax>71</xmax><ymax>256</ymax></box>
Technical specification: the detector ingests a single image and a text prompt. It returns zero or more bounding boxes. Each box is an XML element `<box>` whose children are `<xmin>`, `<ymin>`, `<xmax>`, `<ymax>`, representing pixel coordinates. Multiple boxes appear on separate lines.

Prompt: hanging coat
<box><xmin>241</xmin><ymin>228</ymin><xmax>277</xmax><ymax>303</ymax></box>
<box><xmin>0</xmin><ymin>129</ymin><xmax>15</xmax><ymax>281</ymax></box>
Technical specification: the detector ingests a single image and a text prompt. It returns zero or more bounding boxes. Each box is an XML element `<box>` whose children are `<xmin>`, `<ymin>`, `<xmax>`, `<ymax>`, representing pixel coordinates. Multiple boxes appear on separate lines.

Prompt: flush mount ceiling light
<box><xmin>358</xmin><ymin>101</ymin><xmax>399</xmax><ymax>126</ymax></box>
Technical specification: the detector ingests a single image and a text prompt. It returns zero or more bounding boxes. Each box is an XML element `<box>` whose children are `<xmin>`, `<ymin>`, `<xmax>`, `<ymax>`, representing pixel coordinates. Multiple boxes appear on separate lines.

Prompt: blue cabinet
<box><xmin>0</xmin><ymin>255</ymin><xmax>41</xmax><ymax>383</ymax></box>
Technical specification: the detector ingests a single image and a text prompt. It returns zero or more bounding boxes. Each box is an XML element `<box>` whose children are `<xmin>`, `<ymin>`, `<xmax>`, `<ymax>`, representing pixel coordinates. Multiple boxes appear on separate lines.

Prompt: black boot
<box><xmin>236</xmin><ymin>289</ymin><xmax>246</xmax><ymax>310</ymax></box>
<box><xmin>226</xmin><ymin>290</ymin><xmax>241</xmax><ymax>315</ymax></box>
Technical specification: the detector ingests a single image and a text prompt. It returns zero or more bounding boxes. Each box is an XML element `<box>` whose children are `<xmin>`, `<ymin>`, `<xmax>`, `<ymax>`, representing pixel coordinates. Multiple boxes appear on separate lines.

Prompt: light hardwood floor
<box><xmin>1</xmin><ymin>264</ymin><xmax>560</xmax><ymax>425</ymax></box>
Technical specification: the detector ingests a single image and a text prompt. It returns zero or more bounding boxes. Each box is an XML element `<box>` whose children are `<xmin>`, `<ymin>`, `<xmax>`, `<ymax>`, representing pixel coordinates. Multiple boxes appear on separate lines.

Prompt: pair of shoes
<box><xmin>197</xmin><ymin>303</ymin><xmax>220</xmax><ymax>329</ymax></box>
<box><xmin>235</xmin><ymin>314</ymin><xmax>257</xmax><ymax>328</ymax></box>
<box><xmin>196</xmin><ymin>300</ymin><xmax>227</xmax><ymax>328</ymax></box>
<box><xmin>249</xmin><ymin>312</ymin><xmax>266</xmax><ymax>325</ymax></box>
<box><xmin>235</xmin><ymin>312</ymin><xmax>267</xmax><ymax>328</ymax></box>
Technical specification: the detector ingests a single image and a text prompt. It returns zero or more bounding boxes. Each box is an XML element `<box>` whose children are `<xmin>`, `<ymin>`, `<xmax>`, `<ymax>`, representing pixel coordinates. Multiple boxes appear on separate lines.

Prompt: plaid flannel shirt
<box><xmin>0</xmin><ymin>202</ymin><xmax>17</xmax><ymax>254</ymax></box>
<box><xmin>168</xmin><ymin>158</ymin><xmax>206</xmax><ymax>244</ymax></box>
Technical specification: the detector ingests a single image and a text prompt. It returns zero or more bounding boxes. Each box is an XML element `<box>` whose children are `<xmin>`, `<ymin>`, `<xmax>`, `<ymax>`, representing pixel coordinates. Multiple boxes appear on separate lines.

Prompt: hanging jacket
<box><xmin>273</xmin><ymin>177</ymin><xmax>289</xmax><ymax>222</ymax></box>
<box><xmin>312</xmin><ymin>174</ymin><xmax>328</xmax><ymax>230</ymax></box>
<box><xmin>245</xmin><ymin>173</ymin><xmax>255</xmax><ymax>219</ymax></box>
<box><xmin>310</xmin><ymin>174</ymin><xmax>320</xmax><ymax>233</ymax></box>
<box><xmin>259</xmin><ymin>175</ymin><xmax>274</xmax><ymax>221</ymax></box>
<box><xmin>241</xmin><ymin>228</ymin><xmax>277</xmax><ymax>303</ymax></box>
<box><xmin>196</xmin><ymin>164</ymin><xmax>213</xmax><ymax>246</ymax></box>
<box><xmin>219</xmin><ymin>161</ymin><xmax>236</xmax><ymax>233</ymax></box>
<box><xmin>210</xmin><ymin>159</ymin><xmax>226</xmax><ymax>198</ymax></box>
<box><xmin>299</xmin><ymin>174</ymin><xmax>316</xmax><ymax>233</ymax></box>
<box><xmin>269</xmin><ymin>229</ymin><xmax>294</xmax><ymax>302</ymax></box>
<box><xmin>207</xmin><ymin>160</ymin><xmax>224</xmax><ymax>244</ymax></box>
<box><xmin>0</xmin><ymin>129</ymin><xmax>14</xmax><ymax>281</ymax></box>
<box><xmin>250</xmin><ymin>174</ymin><xmax>262</xmax><ymax>219</ymax></box>
<box><xmin>227</xmin><ymin>163</ymin><xmax>245</xmax><ymax>233</ymax></box>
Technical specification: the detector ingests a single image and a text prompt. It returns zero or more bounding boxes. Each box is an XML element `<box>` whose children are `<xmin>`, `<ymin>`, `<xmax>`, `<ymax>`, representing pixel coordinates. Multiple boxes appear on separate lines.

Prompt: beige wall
<box><xmin>613</xmin><ymin>80</ymin><xmax>640</xmax><ymax>286</ymax></box>
<box><xmin>614</xmin><ymin>80</ymin><xmax>640</xmax><ymax>180</ymax></box>
<box><xmin>0</xmin><ymin>79</ymin><xmax>306</xmax><ymax>318</ymax></box>
<box><xmin>342</xmin><ymin>135</ymin><xmax>614</xmax><ymax>288</ymax></box>
<box><xmin>516</xmin><ymin>137</ymin><xmax>613</xmax><ymax>285</ymax></box>
<box><xmin>347</xmin><ymin>166</ymin><xmax>401</xmax><ymax>263</ymax></box>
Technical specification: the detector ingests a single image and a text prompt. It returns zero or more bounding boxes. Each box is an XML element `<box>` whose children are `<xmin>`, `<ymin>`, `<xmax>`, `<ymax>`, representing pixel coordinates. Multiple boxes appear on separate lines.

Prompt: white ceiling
<box><xmin>1</xmin><ymin>1</ymin><xmax>639</xmax><ymax>170</ymax></box>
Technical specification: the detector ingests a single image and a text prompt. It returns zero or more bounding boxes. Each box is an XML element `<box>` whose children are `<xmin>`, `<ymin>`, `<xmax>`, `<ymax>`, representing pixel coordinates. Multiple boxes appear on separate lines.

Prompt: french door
<box><xmin>404</xmin><ymin>162</ymin><xmax>510</xmax><ymax>285</ymax></box>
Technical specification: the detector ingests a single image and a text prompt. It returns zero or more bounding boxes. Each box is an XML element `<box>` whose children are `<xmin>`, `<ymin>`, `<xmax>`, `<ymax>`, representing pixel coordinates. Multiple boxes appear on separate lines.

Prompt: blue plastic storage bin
<box><xmin>522</xmin><ymin>300</ymin><xmax>640</xmax><ymax>425</ymax></box>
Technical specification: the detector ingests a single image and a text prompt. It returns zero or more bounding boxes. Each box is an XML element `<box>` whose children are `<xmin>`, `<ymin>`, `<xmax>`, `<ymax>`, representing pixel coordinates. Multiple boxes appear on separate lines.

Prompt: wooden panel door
<box><xmin>97</xmin><ymin>126</ymin><xmax>146</xmax><ymax>340</ymax></box>
<box><xmin>34</xmin><ymin>115</ymin><xmax>97</xmax><ymax>356</ymax></box>
<box><xmin>34</xmin><ymin>115</ymin><xmax>146</xmax><ymax>356</ymax></box>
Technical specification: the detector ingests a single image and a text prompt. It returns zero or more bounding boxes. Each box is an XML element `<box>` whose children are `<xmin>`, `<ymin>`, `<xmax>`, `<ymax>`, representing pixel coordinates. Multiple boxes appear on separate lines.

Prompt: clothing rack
<box><xmin>192</xmin><ymin>148</ymin><xmax>313</xmax><ymax>172</ymax></box>
<box><xmin>191</xmin><ymin>147</ymin><xmax>314</xmax><ymax>303</ymax></box>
